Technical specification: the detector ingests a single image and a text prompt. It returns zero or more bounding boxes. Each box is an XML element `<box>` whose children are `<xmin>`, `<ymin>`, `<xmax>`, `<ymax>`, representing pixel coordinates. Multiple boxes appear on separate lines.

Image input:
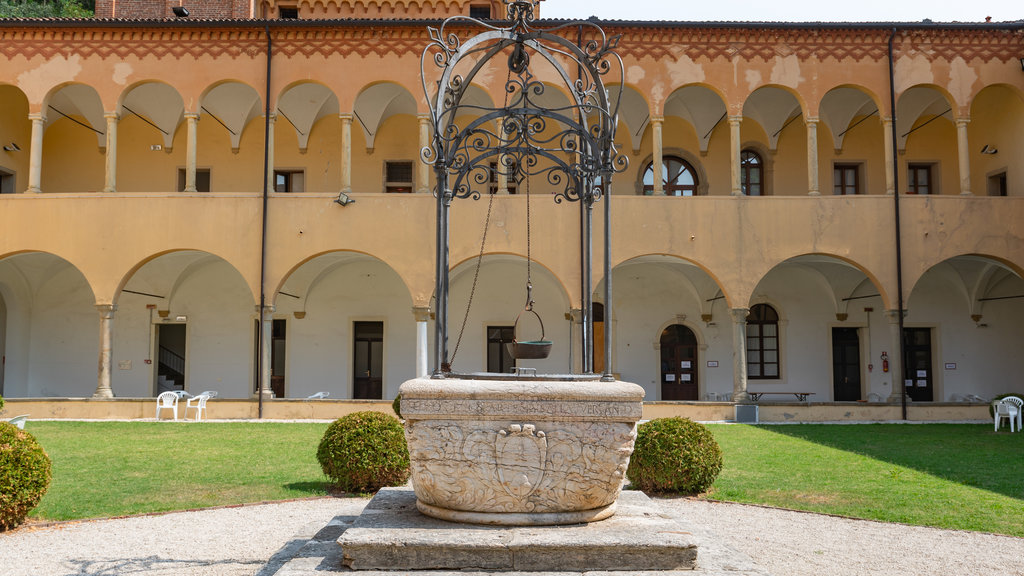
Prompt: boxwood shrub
<box><xmin>316</xmin><ymin>411</ymin><xmax>409</xmax><ymax>493</ymax></box>
<box><xmin>627</xmin><ymin>417</ymin><xmax>722</xmax><ymax>495</ymax></box>
<box><xmin>0</xmin><ymin>422</ymin><xmax>52</xmax><ymax>531</ymax></box>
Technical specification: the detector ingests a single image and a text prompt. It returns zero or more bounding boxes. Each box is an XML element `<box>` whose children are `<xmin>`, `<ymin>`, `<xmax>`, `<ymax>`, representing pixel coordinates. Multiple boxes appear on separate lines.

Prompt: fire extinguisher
<box><xmin>881</xmin><ymin>351</ymin><xmax>889</xmax><ymax>373</ymax></box>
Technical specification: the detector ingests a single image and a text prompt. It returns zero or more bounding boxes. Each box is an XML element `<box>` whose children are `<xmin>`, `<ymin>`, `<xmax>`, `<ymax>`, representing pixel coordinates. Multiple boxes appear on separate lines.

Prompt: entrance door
<box><xmin>155</xmin><ymin>323</ymin><xmax>186</xmax><ymax>394</ymax></box>
<box><xmin>592</xmin><ymin>303</ymin><xmax>605</xmax><ymax>374</ymax></box>
<box><xmin>903</xmin><ymin>327</ymin><xmax>933</xmax><ymax>401</ymax></box>
<box><xmin>487</xmin><ymin>326</ymin><xmax>515</xmax><ymax>373</ymax></box>
<box><xmin>660</xmin><ymin>324</ymin><xmax>698</xmax><ymax>400</ymax></box>
<box><xmin>270</xmin><ymin>319</ymin><xmax>286</xmax><ymax>398</ymax></box>
<box><xmin>832</xmin><ymin>327</ymin><xmax>861</xmax><ymax>401</ymax></box>
<box><xmin>353</xmin><ymin>321</ymin><xmax>383</xmax><ymax>399</ymax></box>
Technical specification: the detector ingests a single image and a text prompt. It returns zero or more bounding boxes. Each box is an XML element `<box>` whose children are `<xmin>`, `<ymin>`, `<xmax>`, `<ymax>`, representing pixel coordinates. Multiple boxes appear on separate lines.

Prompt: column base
<box><xmin>732</xmin><ymin>391</ymin><xmax>751</xmax><ymax>403</ymax></box>
<box><xmin>255</xmin><ymin>390</ymin><xmax>275</xmax><ymax>399</ymax></box>
<box><xmin>92</xmin><ymin>388</ymin><xmax>114</xmax><ymax>398</ymax></box>
<box><xmin>887</xmin><ymin>392</ymin><xmax>904</xmax><ymax>403</ymax></box>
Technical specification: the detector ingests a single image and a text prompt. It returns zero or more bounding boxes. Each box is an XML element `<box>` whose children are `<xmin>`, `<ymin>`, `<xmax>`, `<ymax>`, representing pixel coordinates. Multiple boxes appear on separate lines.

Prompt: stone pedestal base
<box><xmin>339</xmin><ymin>488</ymin><xmax>698</xmax><ymax>572</ymax></box>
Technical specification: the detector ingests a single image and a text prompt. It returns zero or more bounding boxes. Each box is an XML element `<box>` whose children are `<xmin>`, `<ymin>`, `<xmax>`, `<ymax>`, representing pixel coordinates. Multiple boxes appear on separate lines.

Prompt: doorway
<box><xmin>660</xmin><ymin>324</ymin><xmax>698</xmax><ymax>400</ymax></box>
<box><xmin>487</xmin><ymin>325</ymin><xmax>515</xmax><ymax>373</ymax></box>
<box><xmin>353</xmin><ymin>321</ymin><xmax>383</xmax><ymax>399</ymax></box>
<box><xmin>155</xmin><ymin>323</ymin><xmax>186</xmax><ymax>394</ymax></box>
<box><xmin>592</xmin><ymin>302</ymin><xmax>605</xmax><ymax>374</ymax></box>
<box><xmin>832</xmin><ymin>327</ymin><xmax>861</xmax><ymax>401</ymax></box>
<box><xmin>270</xmin><ymin>319</ymin><xmax>286</xmax><ymax>398</ymax></box>
<box><xmin>903</xmin><ymin>327</ymin><xmax>933</xmax><ymax>401</ymax></box>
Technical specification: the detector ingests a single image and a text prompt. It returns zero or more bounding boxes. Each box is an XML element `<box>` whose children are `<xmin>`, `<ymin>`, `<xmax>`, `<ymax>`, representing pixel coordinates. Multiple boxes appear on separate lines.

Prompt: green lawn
<box><xmin>18</xmin><ymin>421</ymin><xmax>1024</xmax><ymax>537</ymax></box>
<box><xmin>704</xmin><ymin>423</ymin><xmax>1024</xmax><ymax>536</ymax></box>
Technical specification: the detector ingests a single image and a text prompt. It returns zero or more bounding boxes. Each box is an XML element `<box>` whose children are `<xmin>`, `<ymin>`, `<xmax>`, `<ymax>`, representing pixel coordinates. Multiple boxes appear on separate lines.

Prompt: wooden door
<box><xmin>832</xmin><ymin>327</ymin><xmax>861</xmax><ymax>401</ymax></box>
<box><xmin>661</xmin><ymin>324</ymin><xmax>698</xmax><ymax>400</ymax></box>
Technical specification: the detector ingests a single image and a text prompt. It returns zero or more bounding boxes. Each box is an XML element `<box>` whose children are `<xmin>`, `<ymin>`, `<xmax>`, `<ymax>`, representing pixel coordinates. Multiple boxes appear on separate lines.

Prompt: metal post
<box><xmin>602</xmin><ymin>172</ymin><xmax>614</xmax><ymax>382</ymax></box>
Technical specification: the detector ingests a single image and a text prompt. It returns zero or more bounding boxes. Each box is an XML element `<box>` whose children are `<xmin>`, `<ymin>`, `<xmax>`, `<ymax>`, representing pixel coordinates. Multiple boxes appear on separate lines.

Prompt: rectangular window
<box><xmin>279</xmin><ymin>6</ymin><xmax>299</xmax><ymax>18</ymax></box>
<box><xmin>0</xmin><ymin>167</ymin><xmax>14</xmax><ymax>194</ymax></box>
<box><xmin>177</xmin><ymin>168</ymin><xmax>211</xmax><ymax>192</ymax></box>
<box><xmin>487</xmin><ymin>326</ymin><xmax>516</xmax><ymax>373</ymax></box>
<box><xmin>988</xmin><ymin>171</ymin><xmax>1007</xmax><ymax>196</ymax></box>
<box><xmin>274</xmin><ymin>170</ymin><xmax>305</xmax><ymax>193</ymax></box>
<box><xmin>384</xmin><ymin>161</ymin><xmax>413</xmax><ymax>193</ymax></box>
<box><xmin>907</xmin><ymin>163</ymin><xmax>932</xmax><ymax>195</ymax></box>
<box><xmin>353</xmin><ymin>321</ymin><xmax>384</xmax><ymax>399</ymax></box>
<box><xmin>746</xmin><ymin>323</ymin><xmax>779</xmax><ymax>379</ymax></box>
<box><xmin>833</xmin><ymin>164</ymin><xmax>860</xmax><ymax>195</ymax></box>
<box><xmin>469</xmin><ymin>5</ymin><xmax>491</xmax><ymax>18</ymax></box>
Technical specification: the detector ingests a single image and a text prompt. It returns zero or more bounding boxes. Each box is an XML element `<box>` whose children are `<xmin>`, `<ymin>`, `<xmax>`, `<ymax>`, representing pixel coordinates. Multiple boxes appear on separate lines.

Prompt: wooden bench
<box><xmin>748</xmin><ymin>392</ymin><xmax>815</xmax><ymax>402</ymax></box>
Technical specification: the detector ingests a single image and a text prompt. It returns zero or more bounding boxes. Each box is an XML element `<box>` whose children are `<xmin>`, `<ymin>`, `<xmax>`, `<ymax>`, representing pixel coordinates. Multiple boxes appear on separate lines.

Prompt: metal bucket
<box><xmin>508</xmin><ymin>308</ymin><xmax>552</xmax><ymax>360</ymax></box>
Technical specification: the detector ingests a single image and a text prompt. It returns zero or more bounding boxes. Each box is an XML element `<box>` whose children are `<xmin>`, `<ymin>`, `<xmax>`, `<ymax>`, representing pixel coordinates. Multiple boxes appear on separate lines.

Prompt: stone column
<box><xmin>184</xmin><ymin>112</ymin><xmax>199</xmax><ymax>192</ymax></box>
<box><xmin>417</xmin><ymin>114</ymin><xmax>431</xmax><ymax>194</ymax></box>
<box><xmin>882</xmin><ymin>118</ymin><xmax>895</xmax><ymax>195</ymax></box>
<box><xmin>265</xmin><ymin>114</ymin><xmax>276</xmax><ymax>193</ymax></box>
<box><xmin>806</xmin><ymin>118</ymin><xmax>819</xmax><ymax>196</ymax></box>
<box><xmin>258</xmin><ymin>305</ymin><xmax>275</xmax><ymax>398</ymax></box>
<box><xmin>103</xmin><ymin>112</ymin><xmax>119</xmax><ymax>193</ymax></box>
<box><xmin>413</xmin><ymin>306</ymin><xmax>431</xmax><ymax>377</ymax></box>
<box><xmin>729</xmin><ymin>115</ymin><xmax>743</xmax><ymax>196</ymax></box>
<box><xmin>885</xmin><ymin>309</ymin><xmax>904</xmax><ymax>402</ymax></box>
<box><xmin>339</xmin><ymin>114</ymin><xmax>353</xmax><ymax>195</ymax></box>
<box><xmin>26</xmin><ymin>113</ymin><xmax>44</xmax><ymax>193</ymax></box>
<box><xmin>731</xmin><ymin>307</ymin><xmax>751</xmax><ymax>403</ymax></box>
<box><xmin>94</xmin><ymin>304</ymin><xmax>116</xmax><ymax>398</ymax></box>
<box><xmin>955</xmin><ymin>117</ymin><xmax>972</xmax><ymax>195</ymax></box>
<box><xmin>651</xmin><ymin>115</ymin><xmax>664</xmax><ymax>195</ymax></box>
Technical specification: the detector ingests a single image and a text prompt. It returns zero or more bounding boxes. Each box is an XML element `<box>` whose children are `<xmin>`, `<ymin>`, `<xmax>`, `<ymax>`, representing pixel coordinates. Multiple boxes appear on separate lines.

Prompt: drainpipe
<box><xmin>888</xmin><ymin>27</ymin><xmax>907</xmax><ymax>421</ymax></box>
<box><xmin>258</xmin><ymin>22</ymin><xmax>272</xmax><ymax>419</ymax></box>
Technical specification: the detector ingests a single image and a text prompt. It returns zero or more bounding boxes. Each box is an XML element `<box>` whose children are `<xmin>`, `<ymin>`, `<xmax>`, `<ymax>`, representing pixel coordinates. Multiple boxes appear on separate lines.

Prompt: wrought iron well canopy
<box><xmin>422</xmin><ymin>0</ymin><xmax>627</xmax><ymax>379</ymax></box>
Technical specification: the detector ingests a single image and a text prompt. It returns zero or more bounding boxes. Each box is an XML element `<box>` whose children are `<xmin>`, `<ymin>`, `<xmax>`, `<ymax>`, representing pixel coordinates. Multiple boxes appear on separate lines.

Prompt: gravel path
<box><xmin>1</xmin><ymin>497</ymin><xmax>1022</xmax><ymax>576</ymax></box>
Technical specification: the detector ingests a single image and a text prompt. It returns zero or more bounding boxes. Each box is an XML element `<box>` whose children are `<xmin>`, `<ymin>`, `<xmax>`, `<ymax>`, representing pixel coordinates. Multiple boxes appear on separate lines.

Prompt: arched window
<box><xmin>643</xmin><ymin>155</ymin><xmax>698</xmax><ymax>196</ymax></box>
<box><xmin>741</xmin><ymin>150</ymin><xmax>763</xmax><ymax>196</ymax></box>
<box><xmin>746</xmin><ymin>304</ymin><xmax>779</xmax><ymax>379</ymax></box>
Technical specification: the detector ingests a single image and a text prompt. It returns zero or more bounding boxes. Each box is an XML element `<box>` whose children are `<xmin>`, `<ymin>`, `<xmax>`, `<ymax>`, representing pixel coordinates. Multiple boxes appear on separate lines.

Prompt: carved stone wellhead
<box><xmin>400</xmin><ymin>376</ymin><xmax>645</xmax><ymax>525</ymax></box>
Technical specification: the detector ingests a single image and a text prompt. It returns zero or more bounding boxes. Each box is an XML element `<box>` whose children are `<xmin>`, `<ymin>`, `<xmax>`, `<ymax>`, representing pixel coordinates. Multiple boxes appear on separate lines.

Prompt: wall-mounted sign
<box><xmin>707</xmin><ymin>361</ymin><xmax>719</xmax><ymax>368</ymax></box>
<box><xmin>665</xmin><ymin>374</ymin><xmax>676</xmax><ymax>382</ymax></box>
<box><xmin>680</xmin><ymin>374</ymin><xmax>692</xmax><ymax>382</ymax></box>
<box><xmin>944</xmin><ymin>363</ymin><xmax>957</xmax><ymax>370</ymax></box>
<box><xmin>680</xmin><ymin>361</ymin><xmax>691</xmax><ymax>368</ymax></box>
<box><xmin>916</xmin><ymin>370</ymin><xmax>927</xmax><ymax>377</ymax></box>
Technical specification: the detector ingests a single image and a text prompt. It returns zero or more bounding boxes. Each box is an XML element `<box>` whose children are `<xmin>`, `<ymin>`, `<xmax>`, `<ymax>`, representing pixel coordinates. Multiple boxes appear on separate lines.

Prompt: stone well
<box><xmin>398</xmin><ymin>375</ymin><xmax>645</xmax><ymax>526</ymax></box>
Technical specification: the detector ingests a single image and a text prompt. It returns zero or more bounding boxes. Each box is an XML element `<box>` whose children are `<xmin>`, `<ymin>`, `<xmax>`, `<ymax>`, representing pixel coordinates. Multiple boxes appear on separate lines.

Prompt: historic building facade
<box><xmin>0</xmin><ymin>1</ymin><xmax>1022</xmax><ymax>406</ymax></box>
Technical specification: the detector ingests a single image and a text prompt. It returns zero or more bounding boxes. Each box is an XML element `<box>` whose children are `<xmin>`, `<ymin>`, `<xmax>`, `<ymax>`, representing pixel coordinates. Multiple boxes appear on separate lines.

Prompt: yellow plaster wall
<box><xmin>0</xmin><ymin>86</ymin><xmax>30</xmax><ymax>193</ymax></box>
<box><xmin>116</xmin><ymin>114</ymin><xmax>187</xmax><ymax>193</ymax></box>
<box><xmin>40</xmin><ymin>118</ymin><xmax>105</xmax><ymax>193</ymax></box>
<box><xmin>969</xmin><ymin>85</ymin><xmax>1024</xmax><ymax>196</ymax></box>
<box><xmin>902</xmin><ymin>117</ymin><xmax>959</xmax><ymax>195</ymax></box>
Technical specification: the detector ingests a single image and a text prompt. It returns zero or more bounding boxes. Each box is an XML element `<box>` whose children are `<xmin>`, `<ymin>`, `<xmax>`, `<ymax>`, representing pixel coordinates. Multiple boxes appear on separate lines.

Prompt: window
<box><xmin>833</xmin><ymin>164</ymin><xmax>860</xmax><ymax>195</ymax></box>
<box><xmin>0</xmin><ymin>167</ymin><xmax>14</xmax><ymax>194</ymax></box>
<box><xmin>643</xmin><ymin>155</ymin><xmax>698</xmax><ymax>196</ymax></box>
<box><xmin>741</xmin><ymin>150</ymin><xmax>763</xmax><ymax>196</ymax></box>
<box><xmin>384</xmin><ymin>161</ymin><xmax>413</xmax><ymax>193</ymax></box>
<box><xmin>274</xmin><ymin>170</ymin><xmax>305</xmax><ymax>193</ymax></box>
<box><xmin>746</xmin><ymin>304</ymin><xmax>779</xmax><ymax>379</ymax></box>
<box><xmin>469</xmin><ymin>5</ymin><xmax>491</xmax><ymax>18</ymax></box>
<box><xmin>177</xmin><ymin>168</ymin><xmax>211</xmax><ymax>192</ymax></box>
<box><xmin>279</xmin><ymin>6</ymin><xmax>298</xmax><ymax>18</ymax></box>
<box><xmin>488</xmin><ymin>161</ymin><xmax>517</xmax><ymax>194</ymax></box>
<box><xmin>907</xmin><ymin>164</ymin><xmax>932</xmax><ymax>195</ymax></box>
<box><xmin>487</xmin><ymin>326</ymin><xmax>515</xmax><ymax>373</ymax></box>
<box><xmin>988</xmin><ymin>171</ymin><xmax>1007</xmax><ymax>196</ymax></box>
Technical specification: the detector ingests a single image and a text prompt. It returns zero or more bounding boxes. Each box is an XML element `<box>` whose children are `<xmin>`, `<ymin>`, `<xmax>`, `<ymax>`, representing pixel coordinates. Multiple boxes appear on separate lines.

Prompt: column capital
<box><xmin>96</xmin><ymin>303</ymin><xmax>117</xmax><ymax>316</ymax></box>
<box><xmin>884</xmin><ymin>309</ymin><xmax>906</xmax><ymax>323</ymax></box>
<box><xmin>650</xmin><ymin>115</ymin><xmax>664</xmax><ymax>125</ymax></box>
<box><xmin>727</xmin><ymin>114</ymin><xmax>743</xmax><ymax>124</ymax></box>
<box><xmin>412</xmin><ymin>305</ymin><xmax>431</xmax><ymax>322</ymax></box>
<box><xmin>730</xmin><ymin>307</ymin><xmax>750</xmax><ymax>322</ymax></box>
<box><xmin>104</xmin><ymin>111</ymin><xmax>120</xmax><ymax>121</ymax></box>
<box><xmin>28</xmin><ymin>112</ymin><xmax>46</xmax><ymax>123</ymax></box>
<box><xmin>184</xmin><ymin>112</ymin><xmax>200</xmax><ymax>121</ymax></box>
<box><xmin>805</xmin><ymin>116</ymin><xmax>819</xmax><ymax>125</ymax></box>
<box><xmin>339</xmin><ymin>113</ymin><xmax>353</xmax><ymax>122</ymax></box>
<box><xmin>256</xmin><ymin>304</ymin><xmax>276</xmax><ymax>316</ymax></box>
<box><xmin>417</xmin><ymin>113</ymin><xmax>431</xmax><ymax>122</ymax></box>
<box><xmin>955</xmin><ymin>116</ymin><xmax>971</xmax><ymax>127</ymax></box>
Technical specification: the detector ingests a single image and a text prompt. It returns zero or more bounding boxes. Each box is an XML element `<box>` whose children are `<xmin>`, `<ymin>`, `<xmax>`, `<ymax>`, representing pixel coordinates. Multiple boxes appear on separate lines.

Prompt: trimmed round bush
<box><xmin>627</xmin><ymin>417</ymin><xmax>722</xmax><ymax>495</ymax></box>
<box><xmin>0</xmin><ymin>422</ymin><xmax>52</xmax><ymax>531</ymax></box>
<box><xmin>317</xmin><ymin>411</ymin><xmax>409</xmax><ymax>493</ymax></box>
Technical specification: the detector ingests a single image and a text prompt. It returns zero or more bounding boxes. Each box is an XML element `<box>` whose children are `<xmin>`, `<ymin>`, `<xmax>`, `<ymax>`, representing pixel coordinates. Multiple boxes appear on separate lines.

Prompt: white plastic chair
<box><xmin>184</xmin><ymin>394</ymin><xmax>210</xmax><ymax>421</ymax></box>
<box><xmin>993</xmin><ymin>399</ymin><xmax>1020</xmax><ymax>432</ymax></box>
<box><xmin>196</xmin><ymin>390</ymin><xmax>218</xmax><ymax>398</ymax></box>
<box><xmin>1002</xmin><ymin>396</ymin><xmax>1023</xmax><ymax>431</ymax></box>
<box><xmin>172</xmin><ymin>390</ymin><xmax>192</xmax><ymax>399</ymax></box>
<box><xmin>703</xmin><ymin>392</ymin><xmax>718</xmax><ymax>401</ymax></box>
<box><xmin>7</xmin><ymin>415</ymin><xmax>28</xmax><ymax>429</ymax></box>
<box><xmin>867</xmin><ymin>393</ymin><xmax>883</xmax><ymax>402</ymax></box>
<box><xmin>307</xmin><ymin>391</ymin><xmax>329</xmax><ymax>399</ymax></box>
<box><xmin>156</xmin><ymin>391</ymin><xmax>179</xmax><ymax>420</ymax></box>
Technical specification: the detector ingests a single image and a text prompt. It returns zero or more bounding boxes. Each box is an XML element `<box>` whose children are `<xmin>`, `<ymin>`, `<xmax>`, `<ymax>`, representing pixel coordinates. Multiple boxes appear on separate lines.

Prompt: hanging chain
<box><xmin>525</xmin><ymin>147</ymin><xmax>532</xmax><ymax>311</ymax></box>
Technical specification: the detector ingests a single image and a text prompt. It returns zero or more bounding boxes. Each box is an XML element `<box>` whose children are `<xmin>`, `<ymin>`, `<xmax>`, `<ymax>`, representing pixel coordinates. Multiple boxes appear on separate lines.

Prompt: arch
<box><xmin>114</xmin><ymin>248</ymin><xmax>256</xmax><ymax>308</ymax></box>
<box><xmin>742</xmin><ymin>85</ymin><xmax>805</xmax><ymax>151</ymax></box>
<box><xmin>276</xmin><ymin>81</ymin><xmax>340</xmax><ymax>152</ymax></box>
<box><xmin>200</xmin><ymin>80</ymin><xmax>264</xmax><ymax>152</ymax></box>
<box><xmin>274</xmin><ymin>249</ymin><xmax>417</xmax><ymax>310</ymax></box>
<box><xmin>752</xmin><ymin>253</ymin><xmax>889</xmax><ymax>313</ymax></box>
<box><xmin>663</xmin><ymin>84</ymin><xmax>727</xmax><ymax>154</ymax></box>
<box><xmin>449</xmin><ymin>251</ymin><xmax>571</xmax><ymax>307</ymax></box>
<box><xmin>819</xmin><ymin>85</ymin><xmax>883</xmax><ymax>152</ymax></box>
<box><xmin>604</xmin><ymin>253</ymin><xmax>732</xmax><ymax>308</ymax></box>
<box><xmin>118</xmin><ymin>81</ymin><xmax>186</xmax><ymax>150</ymax></box>
<box><xmin>352</xmin><ymin>81</ymin><xmax>418</xmax><ymax>150</ymax></box>
<box><xmin>43</xmin><ymin>83</ymin><xmax>106</xmax><ymax>149</ymax></box>
<box><xmin>907</xmin><ymin>254</ymin><xmax>1024</xmax><ymax>321</ymax></box>
<box><xmin>606</xmin><ymin>83</ymin><xmax>650</xmax><ymax>152</ymax></box>
<box><xmin>895</xmin><ymin>84</ymin><xmax>956</xmax><ymax>152</ymax></box>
